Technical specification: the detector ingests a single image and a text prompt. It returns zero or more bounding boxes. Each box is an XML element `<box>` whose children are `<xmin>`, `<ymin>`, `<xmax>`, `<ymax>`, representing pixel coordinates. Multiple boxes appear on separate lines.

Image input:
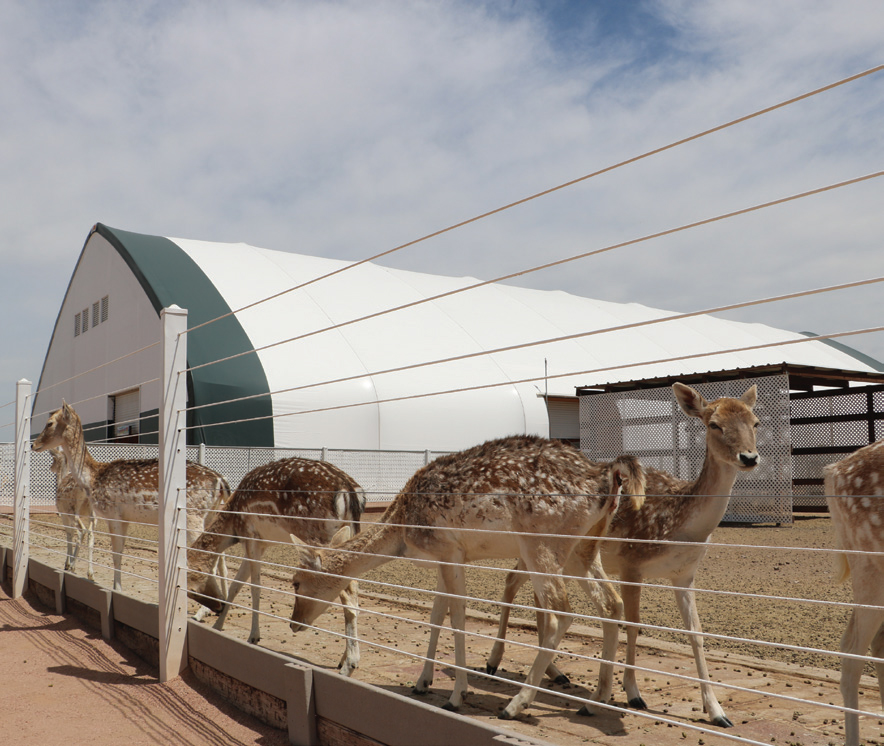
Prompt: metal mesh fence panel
<box><xmin>580</xmin><ymin>373</ymin><xmax>793</xmax><ymax>524</ymax></box>
<box><xmin>1</xmin><ymin>442</ymin><xmax>450</xmax><ymax>508</ymax></box>
<box><xmin>790</xmin><ymin>384</ymin><xmax>884</xmax><ymax>506</ymax></box>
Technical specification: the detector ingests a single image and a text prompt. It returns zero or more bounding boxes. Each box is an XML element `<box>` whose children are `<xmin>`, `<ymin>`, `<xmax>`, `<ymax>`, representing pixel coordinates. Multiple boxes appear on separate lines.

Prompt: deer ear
<box><xmin>330</xmin><ymin>526</ymin><xmax>352</xmax><ymax>547</ymax></box>
<box><xmin>672</xmin><ymin>382</ymin><xmax>707</xmax><ymax>419</ymax></box>
<box><xmin>290</xmin><ymin>535</ymin><xmax>321</xmax><ymax>571</ymax></box>
<box><xmin>741</xmin><ymin>385</ymin><xmax>758</xmax><ymax>410</ymax></box>
<box><xmin>61</xmin><ymin>401</ymin><xmax>73</xmax><ymax>421</ymax></box>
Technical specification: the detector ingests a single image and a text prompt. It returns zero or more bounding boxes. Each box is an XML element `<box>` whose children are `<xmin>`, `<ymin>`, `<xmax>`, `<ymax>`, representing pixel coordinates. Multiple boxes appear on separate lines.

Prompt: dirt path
<box><xmin>0</xmin><ymin>584</ymin><xmax>289</xmax><ymax>746</ymax></box>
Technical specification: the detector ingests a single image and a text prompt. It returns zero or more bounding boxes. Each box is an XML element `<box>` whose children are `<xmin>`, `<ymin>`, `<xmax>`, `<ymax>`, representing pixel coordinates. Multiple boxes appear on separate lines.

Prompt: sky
<box><xmin>2</xmin><ymin>0</ymin><xmax>883</xmax><ymax>437</ymax></box>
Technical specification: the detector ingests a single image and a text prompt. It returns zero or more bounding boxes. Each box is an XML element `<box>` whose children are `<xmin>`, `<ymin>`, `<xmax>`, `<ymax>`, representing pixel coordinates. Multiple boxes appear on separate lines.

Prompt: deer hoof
<box><xmin>551</xmin><ymin>674</ymin><xmax>571</xmax><ymax>687</ymax></box>
<box><xmin>485</xmin><ymin>663</ymin><xmax>498</xmax><ymax>676</ymax></box>
<box><xmin>712</xmin><ymin>715</ymin><xmax>734</xmax><ymax>728</ymax></box>
<box><xmin>628</xmin><ymin>696</ymin><xmax>648</xmax><ymax>710</ymax></box>
<box><xmin>441</xmin><ymin>702</ymin><xmax>458</xmax><ymax>712</ymax></box>
<box><xmin>576</xmin><ymin>704</ymin><xmax>595</xmax><ymax>717</ymax></box>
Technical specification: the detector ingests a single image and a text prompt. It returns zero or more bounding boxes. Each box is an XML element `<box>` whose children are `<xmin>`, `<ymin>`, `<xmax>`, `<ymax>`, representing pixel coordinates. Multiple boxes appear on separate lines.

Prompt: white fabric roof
<box><xmin>173</xmin><ymin>237</ymin><xmax>878</xmax><ymax>451</ymax></box>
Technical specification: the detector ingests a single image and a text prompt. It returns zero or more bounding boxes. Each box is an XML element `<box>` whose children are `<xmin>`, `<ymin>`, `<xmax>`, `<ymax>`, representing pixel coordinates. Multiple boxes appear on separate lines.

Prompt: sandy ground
<box><xmin>5</xmin><ymin>511</ymin><xmax>884</xmax><ymax>746</ymax></box>
<box><xmin>0</xmin><ymin>583</ymin><xmax>291</xmax><ymax>746</ymax></box>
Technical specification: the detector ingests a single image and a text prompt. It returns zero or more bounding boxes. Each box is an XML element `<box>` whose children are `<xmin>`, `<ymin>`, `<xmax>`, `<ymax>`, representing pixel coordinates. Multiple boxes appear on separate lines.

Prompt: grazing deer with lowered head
<box><xmin>188</xmin><ymin>456</ymin><xmax>366</xmax><ymax>676</ymax></box>
<box><xmin>487</xmin><ymin>382</ymin><xmax>760</xmax><ymax>728</ymax></box>
<box><xmin>49</xmin><ymin>447</ymin><xmax>95</xmax><ymax>580</ymax></box>
<box><xmin>825</xmin><ymin>438</ymin><xmax>884</xmax><ymax>746</ymax></box>
<box><xmin>289</xmin><ymin>435</ymin><xmax>645</xmax><ymax>719</ymax></box>
<box><xmin>32</xmin><ymin>402</ymin><xmax>231</xmax><ymax>604</ymax></box>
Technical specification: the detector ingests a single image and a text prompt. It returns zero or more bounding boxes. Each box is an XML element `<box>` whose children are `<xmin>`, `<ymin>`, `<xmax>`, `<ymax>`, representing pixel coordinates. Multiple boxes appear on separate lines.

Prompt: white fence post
<box><xmin>158</xmin><ymin>305</ymin><xmax>188</xmax><ymax>682</ymax></box>
<box><xmin>12</xmin><ymin>379</ymin><xmax>31</xmax><ymax>598</ymax></box>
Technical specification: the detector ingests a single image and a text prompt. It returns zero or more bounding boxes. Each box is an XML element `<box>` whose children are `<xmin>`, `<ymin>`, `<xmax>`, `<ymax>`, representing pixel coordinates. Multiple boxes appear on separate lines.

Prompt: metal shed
<box><xmin>578</xmin><ymin>364</ymin><xmax>884</xmax><ymax>523</ymax></box>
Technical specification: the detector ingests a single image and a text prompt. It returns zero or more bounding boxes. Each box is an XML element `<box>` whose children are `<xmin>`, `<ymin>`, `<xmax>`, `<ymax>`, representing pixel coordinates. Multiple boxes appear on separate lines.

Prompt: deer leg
<box><xmin>531</xmin><ymin>593</ymin><xmax>569</xmax><ymax>684</ymax></box>
<box><xmin>533</xmin><ymin>591</ymin><xmax>569</xmax><ymax>683</ymax></box>
<box><xmin>619</xmin><ymin>574</ymin><xmax>646</xmax><ymax>710</ymax></box>
<box><xmin>107</xmin><ymin>519</ymin><xmax>128</xmax><ymax>591</ymax></box>
<box><xmin>72</xmin><ymin>517</ymin><xmax>86</xmax><ymax>572</ymax></box>
<box><xmin>575</xmin><ymin>552</ymin><xmax>623</xmax><ymax>715</ymax></box>
<box><xmin>213</xmin><ymin>557</ymin><xmax>252</xmax><ymax>631</ymax></box>
<box><xmin>499</xmin><ymin>564</ymin><xmax>572</xmax><ymax>720</ymax></box>
<box><xmin>247</xmin><ymin>560</ymin><xmax>263</xmax><ymax>644</ymax></box>
<box><xmin>216</xmin><ymin>552</ymin><xmax>229</xmax><ymax>602</ymax></box>
<box><xmin>414</xmin><ymin>570</ymin><xmax>449</xmax><ymax>695</ymax></box>
<box><xmin>337</xmin><ymin>579</ymin><xmax>360</xmax><ymax>676</ymax></box>
<box><xmin>840</xmin><ymin>606</ymin><xmax>884</xmax><ymax>746</ymax></box>
<box><xmin>439</xmin><ymin>562</ymin><xmax>470</xmax><ymax>712</ymax></box>
<box><xmin>84</xmin><ymin>513</ymin><xmax>95</xmax><ymax>581</ymax></box>
<box><xmin>870</xmin><ymin>620</ymin><xmax>884</xmax><ymax>711</ymax></box>
<box><xmin>486</xmin><ymin>561</ymin><xmax>528</xmax><ymax>676</ymax></box>
<box><xmin>673</xmin><ymin>580</ymin><xmax>731</xmax><ymax>728</ymax></box>
<box><xmin>487</xmin><ymin>561</ymin><xmax>567</xmax><ymax>683</ymax></box>
<box><xmin>62</xmin><ymin>515</ymin><xmax>76</xmax><ymax>571</ymax></box>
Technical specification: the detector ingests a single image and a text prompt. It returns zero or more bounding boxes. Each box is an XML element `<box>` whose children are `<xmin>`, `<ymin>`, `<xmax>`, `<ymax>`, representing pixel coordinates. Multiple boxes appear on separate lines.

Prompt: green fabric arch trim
<box><xmin>96</xmin><ymin>223</ymin><xmax>274</xmax><ymax>447</ymax></box>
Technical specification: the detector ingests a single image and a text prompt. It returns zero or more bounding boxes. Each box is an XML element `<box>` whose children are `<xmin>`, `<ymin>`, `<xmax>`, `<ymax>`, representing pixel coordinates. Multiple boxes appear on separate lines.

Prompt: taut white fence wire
<box><xmin>5</xmin><ymin>63</ymin><xmax>884</xmax><ymax>745</ymax></box>
<box><xmin>0</xmin><ymin>442</ymin><xmax>447</xmax><ymax>508</ymax></box>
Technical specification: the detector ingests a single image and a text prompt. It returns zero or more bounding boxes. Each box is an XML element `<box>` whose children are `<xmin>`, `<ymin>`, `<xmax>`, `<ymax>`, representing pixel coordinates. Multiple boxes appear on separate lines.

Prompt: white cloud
<box><xmin>1</xmin><ymin>0</ymin><xmax>883</xmax><ymax>438</ymax></box>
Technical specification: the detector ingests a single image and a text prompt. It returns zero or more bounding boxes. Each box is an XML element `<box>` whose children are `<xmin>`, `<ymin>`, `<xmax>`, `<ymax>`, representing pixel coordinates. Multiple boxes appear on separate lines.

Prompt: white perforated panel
<box><xmin>579</xmin><ymin>374</ymin><xmax>793</xmax><ymax>525</ymax></box>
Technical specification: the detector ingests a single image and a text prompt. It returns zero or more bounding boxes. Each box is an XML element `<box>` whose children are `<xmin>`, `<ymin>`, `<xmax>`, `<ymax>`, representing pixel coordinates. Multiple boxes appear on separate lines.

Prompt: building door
<box><xmin>111</xmin><ymin>389</ymin><xmax>141</xmax><ymax>444</ymax></box>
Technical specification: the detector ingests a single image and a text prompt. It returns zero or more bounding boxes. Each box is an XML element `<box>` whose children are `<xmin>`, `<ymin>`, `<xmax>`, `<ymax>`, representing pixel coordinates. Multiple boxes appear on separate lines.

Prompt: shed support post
<box><xmin>12</xmin><ymin>379</ymin><xmax>31</xmax><ymax>598</ymax></box>
<box><xmin>158</xmin><ymin>305</ymin><xmax>189</xmax><ymax>682</ymax></box>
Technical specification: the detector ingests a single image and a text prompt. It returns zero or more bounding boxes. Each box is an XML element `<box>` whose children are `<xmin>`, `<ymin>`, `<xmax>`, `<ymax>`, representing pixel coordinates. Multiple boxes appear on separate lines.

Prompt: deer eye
<box><xmin>709</xmin><ymin>422</ymin><xmax>722</xmax><ymax>431</ymax></box>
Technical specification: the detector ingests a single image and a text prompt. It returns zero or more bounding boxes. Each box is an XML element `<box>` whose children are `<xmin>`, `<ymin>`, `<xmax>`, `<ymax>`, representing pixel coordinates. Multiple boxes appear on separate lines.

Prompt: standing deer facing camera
<box><xmin>48</xmin><ymin>447</ymin><xmax>95</xmax><ymax>580</ymax></box>
<box><xmin>487</xmin><ymin>382</ymin><xmax>760</xmax><ymax>728</ymax></box>
<box><xmin>32</xmin><ymin>402</ymin><xmax>230</xmax><ymax>609</ymax></box>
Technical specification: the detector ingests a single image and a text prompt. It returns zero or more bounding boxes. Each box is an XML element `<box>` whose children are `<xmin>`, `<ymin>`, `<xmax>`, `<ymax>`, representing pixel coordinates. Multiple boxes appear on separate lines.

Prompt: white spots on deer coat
<box><xmin>189</xmin><ymin>456</ymin><xmax>366</xmax><ymax>578</ymax></box>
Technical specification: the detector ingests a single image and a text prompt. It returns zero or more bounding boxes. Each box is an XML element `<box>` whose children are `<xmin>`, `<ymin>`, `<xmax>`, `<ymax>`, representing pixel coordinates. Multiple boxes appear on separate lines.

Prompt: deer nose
<box><xmin>739</xmin><ymin>452</ymin><xmax>759</xmax><ymax>468</ymax></box>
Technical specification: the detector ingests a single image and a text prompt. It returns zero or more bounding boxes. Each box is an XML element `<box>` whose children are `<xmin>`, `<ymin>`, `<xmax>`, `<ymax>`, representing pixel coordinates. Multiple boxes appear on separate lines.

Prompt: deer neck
<box><xmin>683</xmin><ymin>445</ymin><xmax>740</xmax><ymax>532</ymax></box>
<box><xmin>691</xmin><ymin>445</ymin><xmax>739</xmax><ymax>497</ymax></box>
<box><xmin>61</xmin><ymin>426</ymin><xmax>99</xmax><ymax>493</ymax></box>
<box><xmin>322</xmin><ymin>521</ymin><xmax>405</xmax><ymax>592</ymax></box>
<box><xmin>188</xmin><ymin>513</ymin><xmax>239</xmax><ymax>572</ymax></box>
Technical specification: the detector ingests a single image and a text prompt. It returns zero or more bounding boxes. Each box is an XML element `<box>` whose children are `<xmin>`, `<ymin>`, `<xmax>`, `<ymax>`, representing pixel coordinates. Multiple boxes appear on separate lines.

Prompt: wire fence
<box><xmin>4</xmin><ymin>62</ymin><xmax>884</xmax><ymax>745</ymax></box>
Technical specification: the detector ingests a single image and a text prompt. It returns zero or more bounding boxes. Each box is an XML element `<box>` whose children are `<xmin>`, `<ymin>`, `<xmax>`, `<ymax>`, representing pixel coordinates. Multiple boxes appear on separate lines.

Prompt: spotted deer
<box><xmin>486</xmin><ymin>382</ymin><xmax>760</xmax><ymax>728</ymax></box>
<box><xmin>289</xmin><ymin>435</ymin><xmax>645</xmax><ymax>719</ymax></box>
<box><xmin>32</xmin><ymin>402</ymin><xmax>231</xmax><ymax>600</ymax></box>
<box><xmin>187</xmin><ymin>456</ymin><xmax>366</xmax><ymax>676</ymax></box>
<box><xmin>825</xmin><ymin>438</ymin><xmax>884</xmax><ymax>746</ymax></box>
<box><xmin>48</xmin><ymin>448</ymin><xmax>95</xmax><ymax>580</ymax></box>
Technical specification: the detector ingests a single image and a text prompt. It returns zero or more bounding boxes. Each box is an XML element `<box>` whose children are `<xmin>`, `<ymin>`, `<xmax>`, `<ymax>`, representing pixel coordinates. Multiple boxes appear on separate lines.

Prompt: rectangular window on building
<box><xmin>75</xmin><ymin>312</ymin><xmax>81</xmax><ymax>337</ymax></box>
<box><xmin>100</xmin><ymin>295</ymin><xmax>109</xmax><ymax>323</ymax></box>
<box><xmin>82</xmin><ymin>308</ymin><xmax>89</xmax><ymax>332</ymax></box>
<box><xmin>92</xmin><ymin>301</ymin><xmax>100</xmax><ymax>327</ymax></box>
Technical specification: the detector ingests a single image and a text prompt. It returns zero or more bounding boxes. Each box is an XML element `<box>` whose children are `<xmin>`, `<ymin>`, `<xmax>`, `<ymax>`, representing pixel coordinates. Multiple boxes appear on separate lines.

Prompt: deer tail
<box><xmin>612</xmin><ymin>455</ymin><xmax>645</xmax><ymax>511</ymax></box>
<box><xmin>350</xmin><ymin>487</ymin><xmax>368</xmax><ymax>534</ymax></box>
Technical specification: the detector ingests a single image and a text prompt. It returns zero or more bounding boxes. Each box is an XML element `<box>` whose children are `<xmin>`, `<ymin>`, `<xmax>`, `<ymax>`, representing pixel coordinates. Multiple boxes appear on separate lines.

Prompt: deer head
<box><xmin>289</xmin><ymin>526</ymin><xmax>352</xmax><ymax>633</ymax></box>
<box><xmin>186</xmin><ymin>570</ymin><xmax>226</xmax><ymax>614</ymax></box>
<box><xmin>32</xmin><ymin>401</ymin><xmax>78</xmax><ymax>453</ymax></box>
<box><xmin>672</xmin><ymin>382</ymin><xmax>760</xmax><ymax>472</ymax></box>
